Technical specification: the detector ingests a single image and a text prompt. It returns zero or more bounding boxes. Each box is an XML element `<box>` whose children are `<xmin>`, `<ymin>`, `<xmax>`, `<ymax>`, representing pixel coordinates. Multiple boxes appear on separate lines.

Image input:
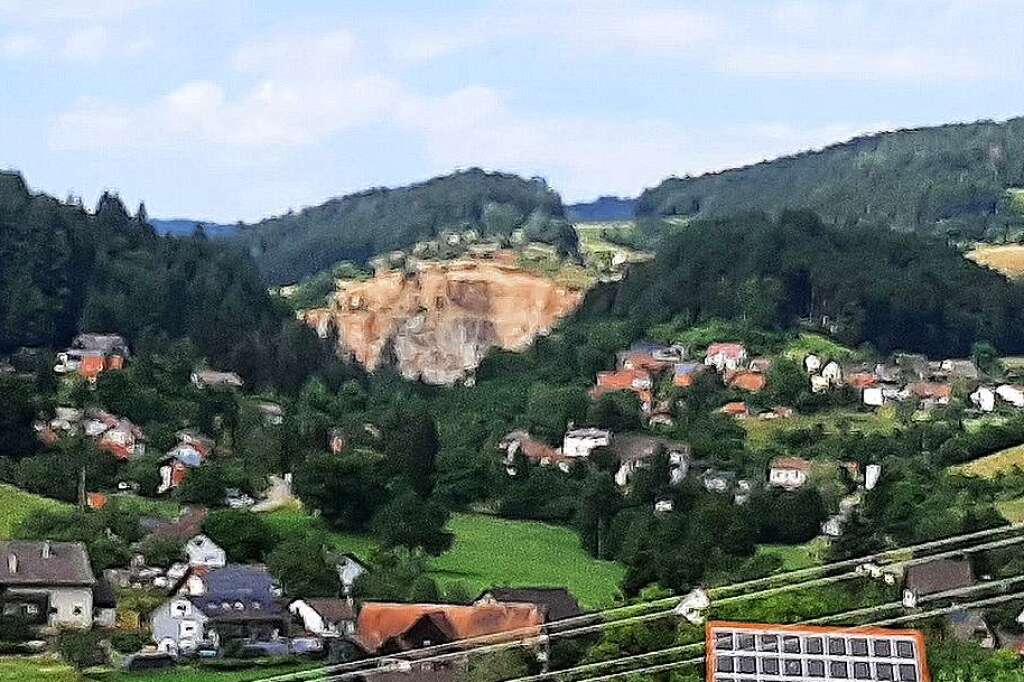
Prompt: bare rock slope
<box><xmin>304</xmin><ymin>260</ymin><xmax>582</xmax><ymax>384</ymax></box>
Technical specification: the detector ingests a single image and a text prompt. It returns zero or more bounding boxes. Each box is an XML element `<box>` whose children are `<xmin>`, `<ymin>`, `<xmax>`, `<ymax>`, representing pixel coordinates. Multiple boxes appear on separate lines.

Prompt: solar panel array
<box><xmin>706</xmin><ymin>622</ymin><xmax>929</xmax><ymax>682</ymax></box>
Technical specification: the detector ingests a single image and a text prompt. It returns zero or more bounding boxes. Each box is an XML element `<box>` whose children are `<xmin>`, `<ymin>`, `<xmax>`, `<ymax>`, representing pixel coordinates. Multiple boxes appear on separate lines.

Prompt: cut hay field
<box><xmin>950</xmin><ymin>443</ymin><xmax>1024</xmax><ymax>478</ymax></box>
<box><xmin>0</xmin><ymin>484</ymin><xmax>70</xmax><ymax>537</ymax></box>
<box><xmin>264</xmin><ymin>509</ymin><xmax>624</xmax><ymax>608</ymax></box>
<box><xmin>967</xmin><ymin>244</ymin><xmax>1024</xmax><ymax>278</ymax></box>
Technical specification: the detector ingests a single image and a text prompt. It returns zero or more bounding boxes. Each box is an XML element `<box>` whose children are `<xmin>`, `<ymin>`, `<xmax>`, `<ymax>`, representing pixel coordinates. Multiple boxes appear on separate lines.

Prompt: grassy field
<box><xmin>0</xmin><ymin>484</ymin><xmax>71</xmax><ymax>538</ymax></box>
<box><xmin>0</xmin><ymin>656</ymin><xmax>314</xmax><ymax>682</ymax></box>
<box><xmin>743</xmin><ymin>407</ymin><xmax>900</xmax><ymax>450</ymax></box>
<box><xmin>951</xmin><ymin>443</ymin><xmax>1024</xmax><ymax>478</ymax></box>
<box><xmin>263</xmin><ymin>509</ymin><xmax>624</xmax><ymax>608</ymax></box>
<box><xmin>781</xmin><ymin>333</ymin><xmax>857</xmax><ymax>362</ymax></box>
<box><xmin>996</xmin><ymin>498</ymin><xmax>1024</xmax><ymax>524</ymax></box>
<box><xmin>967</xmin><ymin>244</ymin><xmax>1024</xmax><ymax>278</ymax></box>
<box><xmin>756</xmin><ymin>538</ymin><xmax>828</xmax><ymax>571</ymax></box>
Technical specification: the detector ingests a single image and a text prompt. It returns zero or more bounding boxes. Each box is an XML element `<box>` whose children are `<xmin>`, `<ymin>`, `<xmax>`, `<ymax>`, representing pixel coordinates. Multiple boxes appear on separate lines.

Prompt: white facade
<box><xmin>822</xmin><ymin>361</ymin><xmax>843</xmax><ymax>384</ymax></box>
<box><xmin>804</xmin><ymin>354</ymin><xmax>822</xmax><ymax>374</ymax></box>
<box><xmin>810</xmin><ymin>374</ymin><xmax>831</xmax><ymax>394</ymax></box>
<box><xmin>865</xmin><ymin>464</ymin><xmax>882</xmax><ymax>491</ymax></box>
<box><xmin>562</xmin><ymin>429</ymin><xmax>611</xmax><ymax>458</ymax></box>
<box><xmin>768</xmin><ymin>467</ymin><xmax>808</xmax><ymax>489</ymax></box>
<box><xmin>997</xmin><ymin>385</ymin><xmax>1024</xmax><ymax>408</ymax></box>
<box><xmin>863</xmin><ymin>387</ymin><xmax>885</xmax><ymax>407</ymax></box>
<box><xmin>185</xmin><ymin>535</ymin><xmax>226</xmax><ymax>568</ymax></box>
<box><xmin>970</xmin><ymin>387</ymin><xmax>995</xmax><ymax>413</ymax></box>
<box><xmin>336</xmin><ymin>556</ymin><xmax>367</xmax><ymax>595</ymax></box>
<box><xmin>704</xmin><ymin>349</ymin><xmax>747</xmax><ymax>372</ymax></box>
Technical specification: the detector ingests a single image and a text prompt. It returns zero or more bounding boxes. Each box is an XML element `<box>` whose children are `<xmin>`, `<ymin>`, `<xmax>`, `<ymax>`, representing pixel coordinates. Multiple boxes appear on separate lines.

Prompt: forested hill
<box><xmin>637</xmin><ymin>117</ymin><xmax>1024</xmax><ymax>240</ymax></box>
<box><xmin>583</xmin><ymin>210</ymin><xmax>1024</xmax><ymax>358</ymax></box>
<box><xmin>0</xmin><ymin>171</ymin><xmax>336</xmax><ymax>391</ymax></box>
<box><xmin>567</xmin><ymin>196</ymin><xmax>636</xmax><ymax>221</ymax></box>
<box><xmin>240</xmin><ymin>168</ymin><xmax>577</xmax><ymax>284</ymax></box>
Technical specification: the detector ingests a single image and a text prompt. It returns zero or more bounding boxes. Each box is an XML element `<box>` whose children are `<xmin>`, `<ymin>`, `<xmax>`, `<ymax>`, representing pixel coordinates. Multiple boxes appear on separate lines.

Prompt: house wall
<box><xmin>7</xmin><ymin>586</ymin><xmax>93</xmax><ymax>629</ymax></box>
<box><xmin>150</xmin><ymin>598</ymin><xmax>208</xmax><ymax>653</ymax></box>
<box><xmin>769</xmin><ymin>469</ymin><xmax>807</xmax><ymax>488</ymax></box>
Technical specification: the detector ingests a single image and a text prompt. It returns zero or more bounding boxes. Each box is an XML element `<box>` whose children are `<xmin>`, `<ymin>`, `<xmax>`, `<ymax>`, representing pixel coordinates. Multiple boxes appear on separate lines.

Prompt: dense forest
<box><xmin>637</xmin><ymin>117</ymin><xmax>1024</xmax><ymax>240</ymax></box>
<box><xmin>239</xmin><ymin>168</ymin><xmax>578</xmax><ymax>284</ymax></box>
<box><xmin>0</xmin><ymin>171</ymin><xmax>339</xmax><ymax>391</ymax></box>
<box><xmin>584</xmin><ymin>210</ymin><xmax>1024</xmax><ymax>358</ymax></box>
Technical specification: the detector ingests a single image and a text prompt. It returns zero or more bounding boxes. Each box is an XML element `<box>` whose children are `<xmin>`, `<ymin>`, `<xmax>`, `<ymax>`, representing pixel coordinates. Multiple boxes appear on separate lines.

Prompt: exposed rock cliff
<box><xmin>303</xmin><ymin>260</ymin><xmax>582</xmax><ymax>384</ymax></box>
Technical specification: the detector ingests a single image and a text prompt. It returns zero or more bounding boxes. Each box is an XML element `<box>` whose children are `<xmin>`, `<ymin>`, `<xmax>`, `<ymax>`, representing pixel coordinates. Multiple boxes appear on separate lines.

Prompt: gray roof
<box><xmin>477</xmin><ymin>587</ymin><xmax>582</xmax><ymax>622</ymax></box>
<box><xmin>905</xmin><ymin>558</ymin><xmax>974</xmax><ymax>596</ymax></box>
<box><xmin>187</xmin><ymin>564</ymin><xmax>285</xmax><ymax>620</ymax></box>
<box><xmin>0</xmin><ymin>541</ymin><xmax>95</xmax><ymax>586</ymax></box>
<box><xmin>609</xmin><ymin>434</ymin><xmax>691</xmax><ymax>464</ymax></box>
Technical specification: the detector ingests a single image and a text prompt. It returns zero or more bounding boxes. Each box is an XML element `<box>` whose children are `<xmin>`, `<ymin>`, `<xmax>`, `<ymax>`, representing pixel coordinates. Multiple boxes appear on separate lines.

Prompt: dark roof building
<box><xmin>905</xmin><ymin>558</ymin><xmax>975</xmax><ymax>597</ymax></box>
<box><xmin>475</xmin><ymin>587</ymin><xmax>583</xmax><ymax>622</ymax></box>
<box><xmin>0</xmin><ymin>540</ymin><xmax>95</xmax><ymax>587</ymax></box>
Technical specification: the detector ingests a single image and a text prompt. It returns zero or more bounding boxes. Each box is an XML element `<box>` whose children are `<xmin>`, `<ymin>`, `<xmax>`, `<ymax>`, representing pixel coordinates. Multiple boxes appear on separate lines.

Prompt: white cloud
<box><xmin>63</xmin><ymin>26</ymin><xmax>109</xmax><ymax>62</ymax></box>
<box><xmin>720</xmin><ymin>45</ymin><xmax>985</xmax><ymax>81</ymax></box>
<box><xmin>0</xmin><ymin>32</ymin><xmax>37</xmax><ymax>57</ymax></box>
<box><xmin>49</xmin><ymin>98</ymin><xmax>131</xmax><ymax>151</ymax></box>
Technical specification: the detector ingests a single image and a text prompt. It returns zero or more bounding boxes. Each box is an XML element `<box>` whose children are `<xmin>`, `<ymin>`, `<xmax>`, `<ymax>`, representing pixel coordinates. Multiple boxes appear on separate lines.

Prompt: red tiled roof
<box><xmin>356</xmin><ymin>602</ymin><xmax>544</xmax><ymax>653</ymax></box>
<box><xmin>846</xmin><ymin>372</ymin><xmax>878</xmax><ymax>389</ymax></box>
<box><xmin>727</xmin><ymin>371</ymin><xmax>766</xmax><ymax>392</ymax></box>
<box><xmin>770</xmin><ymin>457</ymin><xmax>812</xmax><ymax>473</ymax></box>
<box><xmin>907</xmin><ymin>382</ymin><xmax>952</xmax><ymax>400</ymax></box>
<box><xmin>706</xmin><ymin>343</ymin><xmax>746</xmax><ymax>358</ymax></box>
<box><xmin>720</xmin><ymin>402</ymin><xmax>749</xmax><ymax>416</ymax></box>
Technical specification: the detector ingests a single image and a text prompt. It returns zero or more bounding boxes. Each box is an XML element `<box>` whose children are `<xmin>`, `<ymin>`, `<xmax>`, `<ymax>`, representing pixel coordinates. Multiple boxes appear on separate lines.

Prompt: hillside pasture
<box><xmin>950</xmin><ymin>443</ymin><xmax>1024</xmax><ymax>478</ymax></box>
<box><xmin>263</xmin><ymin>509</ymin><xmax>623</xmax><ymax>608</ymax></box>
<box><xmin>0</xmin><ymin>484</ymin><xmax>70</xmax><ymax>538</ymax></box>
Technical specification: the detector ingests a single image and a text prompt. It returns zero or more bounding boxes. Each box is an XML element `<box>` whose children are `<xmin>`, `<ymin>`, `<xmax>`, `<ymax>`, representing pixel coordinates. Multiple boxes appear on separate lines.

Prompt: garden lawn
<box><xmin>260</xmin><ymin>510</ymin><xmax>624</xmax><ymax>608</ymax></box>
<box><xmin>756</xmin><ymin>538</ymin><xmax>828</xmax><ymax>572</ymax></box>
<box><xmin>743</xmin><ymin>407</ymin><xmax>899</xmax><ymax>450</ymax></box>
<box><xmin>996</xmin><ymin>498</ymin><xmax>1024</xmax><ymax>524</ymax></box>
<box><xmin>0</xmin><ymin>656</ymin><xmax>79</xmax><ymax>682</ymax></box>
<box><xmin>0</xmin><ymin>484</ymin><xmax>71</xmax><ymax>538</ymax></box>
<box><xmin>951</xmin><ymin>444</ymin><xmax>1024</xmax><ymax>478</ymax></box>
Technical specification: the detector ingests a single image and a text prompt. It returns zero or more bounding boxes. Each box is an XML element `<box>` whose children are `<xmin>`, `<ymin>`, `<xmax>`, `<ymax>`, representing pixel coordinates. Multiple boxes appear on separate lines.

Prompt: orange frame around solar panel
<box><xmin>705</xmin><ymin>620</ymin><xmax>931</xmax><ymax>682</ymax></box>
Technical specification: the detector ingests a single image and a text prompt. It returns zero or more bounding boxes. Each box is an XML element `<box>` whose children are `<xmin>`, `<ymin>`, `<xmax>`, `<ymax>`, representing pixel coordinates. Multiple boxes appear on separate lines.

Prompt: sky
<box><xmin>1</xmin><ymin>0</ymin><xmax>1023</xmax><ymax>223</ymax></box>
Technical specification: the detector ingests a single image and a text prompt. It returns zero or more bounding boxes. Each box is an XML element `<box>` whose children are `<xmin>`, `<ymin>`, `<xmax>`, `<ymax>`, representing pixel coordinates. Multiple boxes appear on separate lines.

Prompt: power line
<box><xmin>568</xmin><ymin>590</ymin><xmax>1024</xmax><ymax>682</ymax></box>
<box><xmin>254</xmin><ymin>522</ymin><xmax>1024</xmax><ymax>682</ymax></box>
<box><xmin>507</xmin><ymin>573</ymin><xmax>1024</xmax><ymax>682</ymax></box>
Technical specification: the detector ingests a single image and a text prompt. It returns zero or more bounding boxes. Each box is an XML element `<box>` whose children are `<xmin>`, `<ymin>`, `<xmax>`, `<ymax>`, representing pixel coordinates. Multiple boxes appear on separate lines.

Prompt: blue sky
<box><xmin>1</xmin><ymin>0</ymin><xmax>1023</xmax><ymax>222</ymax></box>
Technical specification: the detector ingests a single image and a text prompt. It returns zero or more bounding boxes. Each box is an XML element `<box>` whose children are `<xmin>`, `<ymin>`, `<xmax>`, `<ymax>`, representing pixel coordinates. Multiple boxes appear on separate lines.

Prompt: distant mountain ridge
<box><xmin>637</xmin><ymin>117</ymin><xmax>1024</xmax><ymax>240</ymax></box>
<box><xmin>240</xmin><ymin>168</ymin><xmax>577</xmax><ymax>284</ymax></box>
<box><xmin>567</xmin><ymin>196</ymin><xmax>635</xmax><ymax>222</ymax></box>
<box><xmin>151</xmin><ymin>218</ymin><xmax>239</xmax><ymax>238</ymax></box>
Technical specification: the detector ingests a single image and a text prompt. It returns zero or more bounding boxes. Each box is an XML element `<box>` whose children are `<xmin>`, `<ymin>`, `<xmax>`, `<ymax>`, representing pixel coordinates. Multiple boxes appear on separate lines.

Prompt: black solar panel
<box><xmin>707</xmin><ymin>622</ymin><xmax>930</xmax><ymax>682</ymax></box>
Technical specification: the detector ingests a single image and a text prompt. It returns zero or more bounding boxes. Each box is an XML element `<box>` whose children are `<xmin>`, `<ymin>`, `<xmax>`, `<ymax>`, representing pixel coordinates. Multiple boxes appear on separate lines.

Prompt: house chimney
<box><xmin>7</xmin><ymin>553</ymin><xmax>17</xmax><ymax>574</ymax></box>
<box><xmin>41</xmin><ymin>541</ymin><xmax>51</xmax><ymax>559</ymax></box>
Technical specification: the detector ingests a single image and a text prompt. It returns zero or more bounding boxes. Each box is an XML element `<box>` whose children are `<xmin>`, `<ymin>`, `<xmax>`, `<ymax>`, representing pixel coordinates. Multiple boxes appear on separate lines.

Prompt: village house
<box><xmin>98</xmin><ymin>418</ymin><xmax>146</xmax><ymax>460</ymax></box>
<box><xmin>151</xmin><ymin>564</ymin><xmax>287</xmax><ymax>655</ymax></box>
<box><xmin>672</xmin><ymin>362</ymin><xmax>705</xmax><ymax>388</ymax></box>
<box><xmin>617</xmin><ymin>341</ymin><xmax>681</xmax><ymax>373</ymax></box>
<box><xmin>874</xmin><ymin>362</ymin><xmax>903</xmax><ymax>384</ymax></box>
<box><xmin>719</xmin><ymin>401</ymin><xmax>749</xmax><ymax>419</ymax></box>
<box><xmin>702</xmin><ymin>469</ymin><xmax>737</xmax><ymax>494</ymax></box>
<box><xmin>289</xmin><ymin>598</ymin><xmax>357</xmax><ymax>637</ymax></box>
<box><xmin>474</xmin><ymin>587</ymin><xmax>582</xmax><ymax>623</ymax></box>
<box><xmin>971</xmin><ymin>386</ymin><xmax>996</xmax><ymax>412</ymax></box>
<box><xmin>704</xmin><ymin>343</ymin><xmax>748</xmax><ymax>372</ymax></box>
<box><xmin>257</xmin><ymin>402</ymin><xmax>285</xmax><ymax>426</ymax></box>
<box><xmin>865</xmin><ymin>464</ymin><xmax>882</xmax><ymax>491</ymax></box>
<box><xmin>726</xmin><ymin>370</ymin><xmax>766</xmax><ymax>392</ymax></box>
<box><xmin>902</xmin><ymin>558</ymin><xmax>974</xmax><ymax>608</ymax></box>
<box><xmin>906</xmin><ymin>381</ymin><xmax>952</xmax><ymax>406</ymax></box>
<box><xmin>997</xmin><ymin>384</ymin><xmax>1024</xmax><ymax>408</ymax></box>
<box><xmin>562</xmin><ymin>428</ymin><xmax>612</xmax><ymax>459</ymax></box>
<box><xmin>939</xmin><ymin>359</ymin><xmax>981</xmax><ymax>382</ymax></box>
<box><xmin>54</xmin><ymin>333</ymin><xmax>129</xmax><ymax>382</ymax></box>
<box><xmin>93</xmin><ymin>577</ymin><xmax>118</xmax><ymax>628</ymax></box>
<box><xmin>0</xmin><ymin>540</ymin><xmax>96</xmax><ymax>630</ymax></box>
<box><xmin>354</xmin><ymin>602</ymin><xmax>544</xmax><ymax>654</ymax></box>
<box><xmin>810</xmin><ymin>374</ymin><xmax>831</xmax><ymax>394</ymax></box>
<box><xmin>184</xmin><ymin>535</ymin><xmax>226</xmax><ymax>568</ymax></box>
<box><xmin>607</xmin><ymin>434</ymin><xmax>692</xmax><ymax>487</ymax></box>
<box><xmin>947</xmin><ymin>609</ymin><xmax>997</xmax><ymax>648</ymax></box>
<box><xmin>768</xmin><ymin>457</ymin><xmax>812</xmax><ymax>490</ymax></box>
<box><xmin>324</xmin><ymin>552</ymin><xmax>368</xmax><ymax>596</ymax></box>
<box><xmin>590</xmin><ymin>368</ymin><xmax>653</xmax><ymax>411</ymax></box>
<box><xmin>191</xmin><ymin>369</ymin><xmax>244</xmax><ymax>390</ymax></box>
<box><xmin>804</xmin><ymin>354</ymin><xmax>822</xmax><ymax>374</ymax></box>
<box><xmin>748</xmin><ymin>357</ymin><xmax>773</xmax><ymax>373</ymax></box>
<box><xmin>499</xmin><ymin>430</ymin><xmax>573</xmax><ymax>473</ymax></box>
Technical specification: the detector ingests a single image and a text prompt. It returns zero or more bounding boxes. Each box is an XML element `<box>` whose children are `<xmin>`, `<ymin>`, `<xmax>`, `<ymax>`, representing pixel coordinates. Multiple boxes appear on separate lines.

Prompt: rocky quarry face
<box><xmin>303</xmin><ymin>260</ymin><xmax>582</xmax><ymax>385</ymax></box>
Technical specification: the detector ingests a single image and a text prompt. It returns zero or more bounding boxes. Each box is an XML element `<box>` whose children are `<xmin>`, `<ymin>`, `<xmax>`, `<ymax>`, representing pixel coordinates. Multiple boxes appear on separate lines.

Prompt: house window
<box><xmin>252</xmin><ymin>601</ymin><xmax>261</xmax><ymax>610</ymax></box>
<box><xmin>234</xmin><ymin>601</ymin><xmax>244</xmax><ymax>610</ymax></box>
<box><xmin>72</xmin><ymin>605</ymin><xmax>83</xmax><ymax>616</ymax></box>
<box><xmin>25</xmin><ymin>604</ymin><xmax>38</xmax><ymax>615</ymax></box>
